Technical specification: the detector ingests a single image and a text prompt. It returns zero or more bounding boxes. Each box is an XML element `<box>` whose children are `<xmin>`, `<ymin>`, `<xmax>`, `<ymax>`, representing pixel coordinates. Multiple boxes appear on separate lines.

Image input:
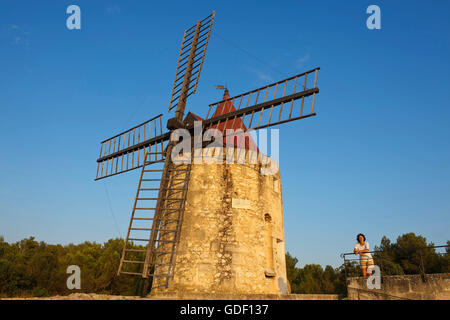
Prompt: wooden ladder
<box><xmin>117</xmin><ymin>150</ymin><xmax>191</xmax><ymax>290</ymax></box>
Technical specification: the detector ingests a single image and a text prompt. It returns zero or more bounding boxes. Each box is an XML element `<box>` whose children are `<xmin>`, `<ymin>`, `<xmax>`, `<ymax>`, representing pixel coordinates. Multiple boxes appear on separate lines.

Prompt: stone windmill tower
<box><xmin>94</xmin><ymin>12</ymin><xmax>320</xmax><ymax>297</ymax></box>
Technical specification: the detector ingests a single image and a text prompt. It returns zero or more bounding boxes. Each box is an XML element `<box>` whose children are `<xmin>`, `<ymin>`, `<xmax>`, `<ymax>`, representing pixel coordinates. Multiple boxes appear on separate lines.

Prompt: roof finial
<box><xmin>216</xmin><ymin>85</ymin><xmax>229</xmax><ymax>97</ymax></box>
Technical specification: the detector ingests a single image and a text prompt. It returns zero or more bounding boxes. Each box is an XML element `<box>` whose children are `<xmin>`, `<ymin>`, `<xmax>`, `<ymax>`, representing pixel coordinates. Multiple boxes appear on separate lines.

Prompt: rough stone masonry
<box><xmin>151</xmin><ymin>148</ymin><xmax>288</xmax><ymax>296</ymax></box>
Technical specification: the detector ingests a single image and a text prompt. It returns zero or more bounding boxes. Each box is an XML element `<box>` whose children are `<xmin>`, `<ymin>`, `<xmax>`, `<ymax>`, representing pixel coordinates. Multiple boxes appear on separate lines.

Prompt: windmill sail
<box><xmin>202</xmin><ymin>67</ymin><xmax>320</xmax><ymax>132</ymax></box>
<box><xmin>95</xmin><ymin>114</ymin><xmax>168</xmax><ymax>180</ymax></box>
<box><xmin>168</xmin><ymin>12</ymin><xmax>215</xmax><ymax>112</ymax></box>
<box><xmin>95</xmin><ymin>12</ymin><xmax>215</xmax><ymax>181</ymax></box>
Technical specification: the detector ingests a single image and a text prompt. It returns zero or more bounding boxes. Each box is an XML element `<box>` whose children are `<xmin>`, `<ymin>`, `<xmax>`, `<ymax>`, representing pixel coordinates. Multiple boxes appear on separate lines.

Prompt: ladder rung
<box><xmin>128</xmin><ymin>238</ymin><xmax>150</xmax><ymax>241</ymax></box>
<box><xmin>154</xmin><ymin>262</ymin><xmax>173</xmax><ymax>267</ymax></box>
<box><xmin>160</xmin><ymin>219</ymin><xmax>180</xmax><ymax>223</ymax></box>
<box><xmin>155</xmin><ymin>239</ymin><xmax>176</xmax><ymax>243</ymax></box>
<box><xmin>133</xmin><ymin>217</ymin><xmax>154</xmax><ymax>220</ymax></box>
<box><xmin>140</xmin><ymin>188</ymin><xmax>160</xmax><ymax>191</ymax></box>
<box><xmin>170</xmin><ymin>170</ymin><xmax>187</xmax><ymax>174</ymax></box>
<box><xmin>125</xmin><ymin>249</ymin><xmax>147</xmax><ymax>252</ymax></box>
<box><xmin>161</xmin><ymin>213</ymin><xmax>181</xmax><ymax>218</ymax></box>
<box><xmin>137</xmin><ymin>198</ymin><xmax>158</xmax><ymax>200</ymax></box>
<box><xmin>143</xmin><ymin>170</ymin><xmax>164</xmax><ymax>172</ymax></box>
<box><xmin>159</xmin><ymin>211</ymin><xmax>181</xmax><ymax>215</ymax></box>
<box><xmin>166</xmin><ymin>184</ymin><xmax>184</xmax><ymax>188</ymax></box>
<box><xmin>150</xmin><ymin>284</ymin><xmax>168</xmax><ymax>289</ymax></box>
<box><xmin>169</xmin><ymin>174</ymin><xmax>186</xmax><ymax>178</ymax></box>
<box><xmin>165</xmin><ymin>188</ymin><xmax>185</xmax><ymax>191</ymax></box>
<box><xmin>144</xmin><ymin>159</ymin><xmax>164</xmax><ymax>163</ymax></box>
<box><xmin>168</xmin><ymin>180</ymin><xmax>185</xmax><ymax>184</ymax></box>
<box><xmin>142</xmin><ymin>179</ymin><xmax>161</xmax><ymax>181</ymax></box>
<box><xmin>129</xmin><ymin>227</ymin><xmax>176</xmax><ymax>232</ymax></box>
<box><xmin>123</xmin><ymin>260</ymin><xmax>145</xmax><ymax>264</ymax></box>
<box><xmin>155</xmin><ymin>251</ymin><xmax>172</xmax><ymax>256</ymax></box>
<box><xmin>167</xmin><ymin>181</ymin><xmax>184</xmax><ymax>184</ymax></box>
<box><xmin>120</xmin><ymin>271</ymin><xmax>143</xmax><ymax>276</ymax></box>
<box><xmin>135</xmin><ymin>208</ymin><xmax>156</xmax><ymax>210</ymax></box>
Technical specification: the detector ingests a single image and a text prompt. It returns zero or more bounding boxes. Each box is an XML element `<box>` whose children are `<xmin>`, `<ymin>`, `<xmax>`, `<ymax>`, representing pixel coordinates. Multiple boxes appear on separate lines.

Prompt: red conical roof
<box><xmin>209</xmin><ymin>90</ymin><xmax>259</xmax><ymax>152</ymax></box>
<box><xmin>185</xmin><ymin>91</ymin><xmax>259</xmax><ymax>152</ymax></box>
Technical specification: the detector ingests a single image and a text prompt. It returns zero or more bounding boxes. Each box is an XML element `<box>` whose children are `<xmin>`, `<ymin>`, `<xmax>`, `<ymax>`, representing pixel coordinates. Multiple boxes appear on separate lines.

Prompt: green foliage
<box><xmin>0</xmin><ymin>236</ymin><xmax>146</xmax><ymax>298</ymax></box>
<box><xmin>373</xmin><ymin>233</ymin><xmax>449</xmax><ymax>275</ymax></box>
<box><xmin>285</xmin><ymin>252</ymin><xmax>346</xmax><ymax>294</ymax></box>
<box><xmin>285</xmin><ymin>252</ymin><xmax>299</xmax><ymax>285</ymax></box>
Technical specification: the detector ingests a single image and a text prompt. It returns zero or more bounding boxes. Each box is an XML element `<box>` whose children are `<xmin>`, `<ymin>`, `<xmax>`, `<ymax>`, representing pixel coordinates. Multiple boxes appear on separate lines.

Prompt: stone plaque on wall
<box><xmin>273</xmin><ymin>178</ymin><xmax>280</xmax><ymax>193</ymax></box>
<box><xmin>232</xmin><ymin>198</ymin><xmax>250</xmax><ymax>209</ymax></box>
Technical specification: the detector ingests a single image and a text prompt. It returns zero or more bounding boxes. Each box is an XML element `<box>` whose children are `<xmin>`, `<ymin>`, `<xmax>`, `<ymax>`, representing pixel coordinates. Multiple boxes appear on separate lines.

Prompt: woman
<box><xmin>354</xmin><ymin>233</ymin><xmax>374</xmax><ymax>277</ymax></box>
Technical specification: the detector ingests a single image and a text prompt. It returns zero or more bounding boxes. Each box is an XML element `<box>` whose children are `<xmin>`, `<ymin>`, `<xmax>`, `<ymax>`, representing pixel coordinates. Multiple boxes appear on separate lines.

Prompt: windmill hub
<box><xmin>167</xmin><ymin>117</ymin><xmax>186</xmax><ymax>131</ymax></box>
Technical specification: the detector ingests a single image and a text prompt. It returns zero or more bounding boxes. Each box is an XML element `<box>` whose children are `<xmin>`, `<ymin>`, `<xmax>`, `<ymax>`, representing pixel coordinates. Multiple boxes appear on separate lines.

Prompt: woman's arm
<box><xmin>358</xmin><ymin>243</ymin><xmax>370</xmax><ymax>254</ymax></box>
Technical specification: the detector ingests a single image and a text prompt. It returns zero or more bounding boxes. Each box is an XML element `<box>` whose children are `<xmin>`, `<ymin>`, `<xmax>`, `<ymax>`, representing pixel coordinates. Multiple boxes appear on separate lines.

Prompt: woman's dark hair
<box><xmin>356</xmin><ymin>233</ymin><xmax>366</xmax><ymax>243</ymax></box>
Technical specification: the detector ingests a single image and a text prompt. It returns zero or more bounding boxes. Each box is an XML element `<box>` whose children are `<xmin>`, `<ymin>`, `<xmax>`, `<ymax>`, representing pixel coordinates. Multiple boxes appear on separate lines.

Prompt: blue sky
<box><xmin>0</xmin><ymin>0</ymin><xmax>449</xmax><ymax>268</ymax></box>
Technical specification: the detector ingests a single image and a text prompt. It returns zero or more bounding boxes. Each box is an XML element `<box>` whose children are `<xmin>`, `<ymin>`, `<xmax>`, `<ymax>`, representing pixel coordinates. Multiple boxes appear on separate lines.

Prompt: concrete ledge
<box><xmin>347</xmin><ymin>273</ymin><xmax>450</xmax><ymax>300</ymax></box>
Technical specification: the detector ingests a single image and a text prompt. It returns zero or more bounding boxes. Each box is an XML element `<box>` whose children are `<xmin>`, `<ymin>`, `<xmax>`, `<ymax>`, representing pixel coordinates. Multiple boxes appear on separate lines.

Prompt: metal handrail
<box><xmin>339</xmin><ymin>244</ymin><xmax>449</xmax><ymax>298</ymax></box>
<box><xmin>340</xmin><ymin>244</ymin><xmax>449</xmax><ymax>259</ymax></box>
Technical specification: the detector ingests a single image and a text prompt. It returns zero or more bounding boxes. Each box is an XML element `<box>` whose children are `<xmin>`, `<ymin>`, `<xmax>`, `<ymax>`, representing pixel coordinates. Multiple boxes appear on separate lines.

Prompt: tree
<box><xmin>373</xmin><ymin>236</ymin><xmax>404</xmax><ymax>275</ymax></box>
<box><xmin>284</xmin><ymin>253</ymin><xmax>347</xmax><ymax>295</ymax></box>
<box><xmin>285</xmin><ymin>252</ymin><xmax>299</xmax><ymax>292</ymax></box>
<box><xmin>373</xmin><ymin>233</ymin><xmax>449</xmax><ymax>275</ymax></box>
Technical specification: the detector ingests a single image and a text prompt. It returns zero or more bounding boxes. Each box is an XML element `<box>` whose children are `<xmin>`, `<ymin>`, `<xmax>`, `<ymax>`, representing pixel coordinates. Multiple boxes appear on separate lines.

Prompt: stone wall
<box><xmin>151</xmin><ymin>148</ymin><xmax>287</xmax><ymax>296</ymax></box>
<box><xmin>347</xmin><ymin>273</ymin><xmax>450</xmax><ymax>300</ymax></box>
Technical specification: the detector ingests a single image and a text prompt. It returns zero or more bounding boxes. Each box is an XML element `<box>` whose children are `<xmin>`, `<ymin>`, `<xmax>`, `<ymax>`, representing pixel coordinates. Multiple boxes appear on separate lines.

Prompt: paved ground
<box><xmin>2</xmin><ymin>292</ymin><xmax>342</xmax><ymax>300</ymax></box>
<box><xmin>1</xmin><ymin>293</ymin><xmax>147</xmax><ymax>300</ymax></box>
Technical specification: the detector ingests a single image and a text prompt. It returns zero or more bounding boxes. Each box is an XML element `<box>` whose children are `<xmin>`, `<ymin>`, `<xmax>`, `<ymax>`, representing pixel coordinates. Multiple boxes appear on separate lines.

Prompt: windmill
<box><xmin>95</xmin><ymin>11</ymin><xmax>320</xmax><ymax>296</ymax></box>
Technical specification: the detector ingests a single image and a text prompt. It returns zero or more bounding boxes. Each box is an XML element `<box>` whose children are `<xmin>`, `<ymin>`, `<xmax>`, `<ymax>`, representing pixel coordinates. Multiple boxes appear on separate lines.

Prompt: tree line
<box><xmin>0</xmin><ymin>237</ymin><xmax>147</xmax><ymax>297</ymax></box>
<box><xmin>0</xmin><ymin>233</ymin><xmax>448</xmax><ymax>297</ymax></box>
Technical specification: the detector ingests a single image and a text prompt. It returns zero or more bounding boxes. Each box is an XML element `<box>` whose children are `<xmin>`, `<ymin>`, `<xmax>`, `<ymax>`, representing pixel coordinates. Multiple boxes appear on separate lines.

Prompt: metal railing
<box><xmin>339</xmin><ymin>244</ymin><xmax>449</xmax><ymax>299</ymax></box>
<box><xmin>340</xmin><ymin>244</ymin><xmax>449</xmax><ymax>279</ymax></box>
